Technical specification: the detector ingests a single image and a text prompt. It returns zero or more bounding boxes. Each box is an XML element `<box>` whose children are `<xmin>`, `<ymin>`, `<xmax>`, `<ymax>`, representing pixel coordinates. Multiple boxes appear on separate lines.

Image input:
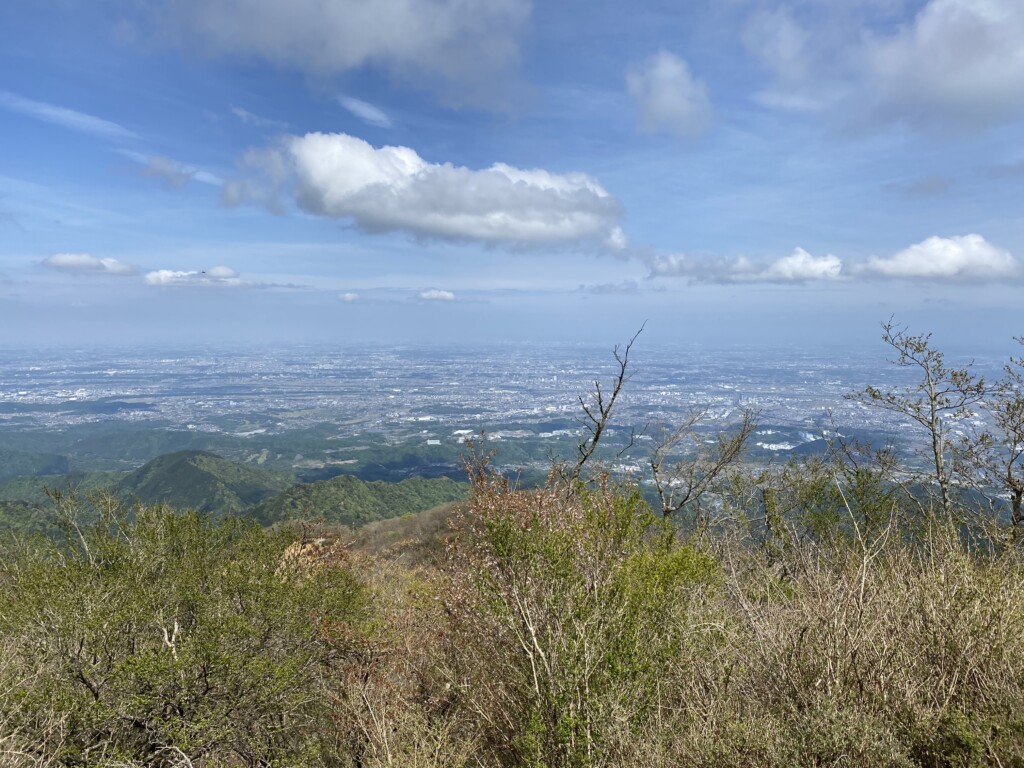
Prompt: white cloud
<box><xmin>150</xmin><ymin>0</ymin><xmax>530</xmax><ymax>107</ymax></box>
<box><xmin>142</xmin><ymin>155</ymin><xmax>194</xmax><ymax>189</ymax></box>
<box><xmin>606</xmin><ymin>227</ymin><xmax>628</xmax><ymax>251</ymax></box>
<box><xmin>339</xmin><ymin>292</ymin><xmax>360</xmax><ymax>302</ymax></box>
<box><xmin>741</xmin><ymin>9</ymin><xmax>834</xmax><ymax>113</ymax></box>
<box><xmin>231</xmin><ymin>105</ymin><xmax>287</xmax><ymax>129</ymax></box>
<box><xmin>627</xmin><ymin>52</ymin><xmax>712</xmax><ymax>138</ymax></box>
<box><xmin>144</xmin><ymin>156</ymin><xmax>221</xmax><ymax>188</ymax></box>
<box><xmin>420</xmin><ymin>289</ymin><xmax>455</xmax><ymax>301</ymax></box>
<box><xmin>866</xmin><ymin>0</ymin><xmax>1024</xmax><ymax>130</ymax></box>
<box><xmin>581</xmin><ymin>279</ymin><xmax>640</xmax><ymax>295</ymax></box>
<box><xmin>861</xmin><ymin>234</ymin><xmax>1019</xmax><ymax>279</ymax></box>
<box><xmin>650</xmin><ymin>237</ymin><xmax>1018</xmax><ymax>284</ymax></box>
<box><xmin>339</xmin><ymin>97</ymin><xmax>392</xmax><ymax>128</ymax></box>
<box><xmin>144</xmin><ymin>266</ymin><xmax>241</xmax><ymax>286</ymax></box>
<box><xmin>120</xmin><ymin>150</ymin><xmax>222</xmax><ymax>188</ymax></box>
<box><xmin>42</xmin><ymin>253</ymin><xmax>137</xmax><ymax>276</ymax></box>
<box><xmin>225</xmin><ymin>132</ymin><xmax>623</xmax><ymax>247</ymax></box>
<box><xmin>743</xmin><ymin>8</ymin><xmax>810</xmax><ymax>84</ymax></box>
<box><xmin>0</xmin><ymin>92</ymin><xmax>136</xmax><ymax>141</ymax></box>
<box><xmin>745</xmin><ymin>0</ymin><xmax>1024</xmax><ymax>132</ymax></box>
<box><xmin>649</xmin><ymin>248</ymin><xmax>843</xmax><ymax>284</ymax></box>
<box><xmin>764</xmin><ymin>248</ymin><xmax>843</xmax><ymax>281</ymax></box>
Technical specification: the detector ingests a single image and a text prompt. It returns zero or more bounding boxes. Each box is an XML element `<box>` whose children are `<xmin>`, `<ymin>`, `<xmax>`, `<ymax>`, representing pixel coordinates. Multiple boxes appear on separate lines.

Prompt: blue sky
<box><xmin>1</xmin><ymin>0</ymin><xmax>1022</xmax><ymax>350</ymax></box>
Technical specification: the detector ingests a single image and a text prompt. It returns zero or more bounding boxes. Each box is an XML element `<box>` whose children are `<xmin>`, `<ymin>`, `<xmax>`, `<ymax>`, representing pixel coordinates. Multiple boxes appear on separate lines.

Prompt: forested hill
<box><xmin>250</xmin><ymin>473</ymin><xmax>468</xmax><ymax>526</ymax></box>
<box><xmin>118</xmin><ymin>450</ymin><xmax>294</xmax><ymax>515</ymax></box>
<box><xmin>0</xmin><ymin>449</ymin><xmax>469</xmax><ymax>534</ymax></box>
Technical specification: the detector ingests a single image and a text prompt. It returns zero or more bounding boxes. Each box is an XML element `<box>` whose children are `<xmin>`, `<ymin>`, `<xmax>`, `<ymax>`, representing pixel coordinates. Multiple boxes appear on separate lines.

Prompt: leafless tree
<box><xmin>569</xmin><ymin>324</ymin><xmax>644</xmax><ymax>483</ymax></box>
<box><xmin>649</xmin><ymin>407</ymin><xmax>758</xmax><ymax>520</ymax></box>
<box><xmin>847</xmin><ymin>319</ymin><xmax>987</xmax><ymax>518</ymax></box>
<box><xmin>956</xmin><ymin>339</ymin><xmax>1024</xmax><ymax>536</ymax></box>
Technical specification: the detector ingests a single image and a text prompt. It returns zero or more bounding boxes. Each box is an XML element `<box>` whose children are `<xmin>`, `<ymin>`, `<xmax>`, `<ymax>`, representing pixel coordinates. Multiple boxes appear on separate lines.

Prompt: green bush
<box><xmin>0</xmin><ymin>495</ymin><xmax>367</xmax><ymax>767</ymax></box>
<box><xmin>444</xmin><ymin>474</ymin><xmax>720</xmax><ymax>768</ymax></box>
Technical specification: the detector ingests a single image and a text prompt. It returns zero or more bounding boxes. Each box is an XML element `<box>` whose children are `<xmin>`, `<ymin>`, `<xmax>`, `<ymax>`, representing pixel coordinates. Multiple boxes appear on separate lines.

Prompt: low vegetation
<box><xmin>2</xmin><ymin>323</ymin><xmax>1023</xmax><ymax>766</ymax></box>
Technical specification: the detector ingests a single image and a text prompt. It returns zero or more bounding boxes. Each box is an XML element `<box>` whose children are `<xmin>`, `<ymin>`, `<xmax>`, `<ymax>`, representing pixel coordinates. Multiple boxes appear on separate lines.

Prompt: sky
<box><xmin>1</xmin><ymin>0</ymin><xmax>1022</xmax><ymax>351</ymax></box>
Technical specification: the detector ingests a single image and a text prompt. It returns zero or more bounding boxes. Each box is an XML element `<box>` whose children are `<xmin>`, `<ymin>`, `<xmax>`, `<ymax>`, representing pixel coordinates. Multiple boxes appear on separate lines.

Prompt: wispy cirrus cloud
<box><xmin>339</xmin><ymin>96</ymin><xmax>392</xmax><ymax>128</ymax></box>
<box><xmin>230</xmin><ymin>105</ymin><xmax>288</xmax><ymax>129</ymax></box>
<box><xmin>0</xmin><ymin>92</ymin><xmax>137</xmax><ymax>141</ymax></box>
<box><xmin>119</xmin><ymin>151</ymin><xmax>223</xmax><ymax>189</ymax></box>
<box><xmin>884</xmin><ymin>175</ymin><xmax>953</xmax><ymax>198</ymax></box>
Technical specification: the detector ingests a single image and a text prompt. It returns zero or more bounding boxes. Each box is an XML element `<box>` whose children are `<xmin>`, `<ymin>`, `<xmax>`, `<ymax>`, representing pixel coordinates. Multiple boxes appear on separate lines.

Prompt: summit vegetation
<box><xmin>2</xmin><ymin>323</ymin><xmax>1024</xmax><ymax>767</ymax></box>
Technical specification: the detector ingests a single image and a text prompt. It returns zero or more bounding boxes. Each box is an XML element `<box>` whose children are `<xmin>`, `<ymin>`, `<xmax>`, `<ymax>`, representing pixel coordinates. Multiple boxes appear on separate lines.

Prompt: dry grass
<box><xmin>337</xmin><ymin>487</ymin><xmax>1024</xmax><ymax>768</ymax></box>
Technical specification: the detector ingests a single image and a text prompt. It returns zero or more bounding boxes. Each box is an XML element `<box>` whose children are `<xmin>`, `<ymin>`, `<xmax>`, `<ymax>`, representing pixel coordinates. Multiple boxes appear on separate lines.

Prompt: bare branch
<box><xmin>651</xmin><ymin>408</ymin><xmax>758</xmax><ymax>520</ymax></box>
<box><xmin>570</xmin><ymin>324</ymin><xmax>645</xmax><ymax>483</ymax></box>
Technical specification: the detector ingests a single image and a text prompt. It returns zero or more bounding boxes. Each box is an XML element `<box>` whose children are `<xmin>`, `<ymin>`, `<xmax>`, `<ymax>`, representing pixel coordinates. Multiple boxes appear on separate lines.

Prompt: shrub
<box><xmin>443</xmin><ymin>471</ymin><xmax>720</xmax><ymax>768</ymax></box>
<box><xmin>0</xmin><ymin>495</ymin><xmax>367</xmax><ymax>767</ymax></box>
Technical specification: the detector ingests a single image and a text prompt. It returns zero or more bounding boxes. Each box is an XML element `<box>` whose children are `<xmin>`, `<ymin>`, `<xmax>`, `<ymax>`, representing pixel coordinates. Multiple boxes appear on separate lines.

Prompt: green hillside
<box><xmin>0</xmin><ymin>470</ymin><xmax>126</xmax><ymax>504</ymax></box>
<box><xmin>117</xmin><ymin>450</ymin><xmax>294</xmax><ymax>516</ymax></box>
<box><xmin>252</xmin><ymin>473</ymin><xmax>469</xmax><ymax>526</ymax></box>
<box><xmin>0</xmin><ymin>449</ymin><xmax>69</xmax><ymax>482</ymax></box>
<box><xmin>0</xmin><ymin>499</ymin><xmax>62</xmax><ymax>540</ymax></box>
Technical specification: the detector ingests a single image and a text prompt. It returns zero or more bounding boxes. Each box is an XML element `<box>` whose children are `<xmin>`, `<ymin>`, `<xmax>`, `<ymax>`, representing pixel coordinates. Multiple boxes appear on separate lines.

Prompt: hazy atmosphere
<box><xmin>1</xmin><ymin>0</ymin><xmax>1022</xmax><ymax>348</ymax></box>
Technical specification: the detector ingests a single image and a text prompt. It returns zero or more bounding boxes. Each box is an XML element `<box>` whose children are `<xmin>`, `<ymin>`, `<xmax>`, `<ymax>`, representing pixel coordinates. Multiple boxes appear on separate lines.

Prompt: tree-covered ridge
<box><xmin>116</xmin><ymin>449</ymin><xmax>294</xmax><ymax>515</ymax></box>
<box><xmin>251</xmin><ymin>473</ymin><xmax>468</xmax><ymax>526</ymax></box>
<box><xmin>0</xmin><ymin>448</ymin><xmax>69</xmax><ymax>482</ymax></box>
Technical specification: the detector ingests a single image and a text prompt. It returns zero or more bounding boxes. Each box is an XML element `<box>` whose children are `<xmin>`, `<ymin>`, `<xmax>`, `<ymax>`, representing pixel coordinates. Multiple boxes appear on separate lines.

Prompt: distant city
<box><xmin>0</xmin><ymin>343</ymin><xmax>1006</xmax><ymax>480</ymax></box>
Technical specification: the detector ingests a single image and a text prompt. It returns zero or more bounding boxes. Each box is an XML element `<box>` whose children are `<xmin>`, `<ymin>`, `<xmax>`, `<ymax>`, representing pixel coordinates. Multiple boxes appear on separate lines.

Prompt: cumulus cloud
<box><xmin>339</xmin><ymin>292</ymin><xmax>360</xmax><ymax>302</ymax></box>
<box><xmin>145</xmin><ymin>155</ymin><xmax>221</xmax><ymax>188</ymax></box>
<box><xmin>225</xmin><ymin>132</ymin><xmax>623</xmax><ymax>247</ymax></box>
<box><xmin>420</xmin><ymin>289</ymin><xmax>455</xmax><ymax>301</ymax></box>
<box><xmin>148</xmin><ymin>0</ymin><xmax>530</xmax><ymax>107</ymax></box>
<box><xmin>745</xmin><ymin>0</ymin><xmax>1024</xmax><ymax>132</ymax></box>
<box><xmin>649</xmin><ymin>248</ymin><xmax>843</xmax><ymax>284</ymax></box>
<box><xmin>606</xmin><ymin>227</ymin><xmax>628</xmax><ymax>251</ymax></box>
<box><xmin>144</xmin><ymin>265</ymin><xmax>241</xmax><ymax>286</ymax></box>
<box><xmin>866</xmin><ymin>0</ymin><xmax>1024</xmax><ymax>130</ymax></box>
<box><xmin>0</xmin><ymin>92</ymin><xmax>136</xmax><ymax>141</ymax></box>
<box><xmin>763</xmin><ymin>248</ymin><xmax>843</xmax><ymax>281</ymax></box>
<box><xmin>626</xmin><ymin>52</ymin><xmax>712</xmax><ymax>138</ymax></box>
<box><xmin>649</xmin><ymin>236</ymin><xmax>1018</xmax><ymax>284</ymax></box>
<box><xmin>339</xmin><ymin>97</ymin><xmax>392</xmax><ymax>128</ymax></box>
<box><xmin>42</xmin><ymin>253</ymin><xmax>137</xmax><ymax>276</ymax></box>
<box><xmin>860</xmin><ymin>234</ymin><xmax>1019</xmax><ymax>279</ymax></box>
